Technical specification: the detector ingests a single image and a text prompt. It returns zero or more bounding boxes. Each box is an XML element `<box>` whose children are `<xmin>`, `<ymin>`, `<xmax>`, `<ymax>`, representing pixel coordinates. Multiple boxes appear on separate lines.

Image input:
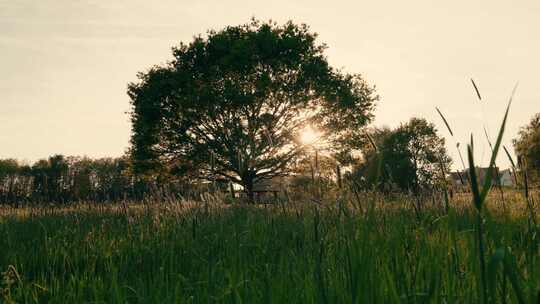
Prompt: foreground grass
<box><xmin>0</xmin><ymin>196</ymin><xmax>538</xmax><ymax>303</ymax></box>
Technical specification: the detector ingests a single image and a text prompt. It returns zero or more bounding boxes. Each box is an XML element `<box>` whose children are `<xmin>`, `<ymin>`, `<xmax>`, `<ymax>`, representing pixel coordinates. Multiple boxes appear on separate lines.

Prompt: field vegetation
<box><xmin>1</xmin><ymin>19</ymin><xmax>539</xmax><ymax>303</ymax></box>
<box><xmin>0</xmin><ymin>188</ymin><xmax>538</xmax><ymax>303</ymax></box>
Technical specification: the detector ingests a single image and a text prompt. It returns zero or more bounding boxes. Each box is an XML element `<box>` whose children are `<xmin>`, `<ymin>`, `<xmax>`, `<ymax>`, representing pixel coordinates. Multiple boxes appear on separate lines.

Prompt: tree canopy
<box><xmin>353</xmin><ymin>118</ymin><xmax>451</xmax><ymax>193</ymax></box>
<box><xmin>513</xmin><ymin>112</ymin><xmax>540</xmax><ymax>181</ymax></box>
<box><xmin>128</xmin><ymin>19</ymin><xmax>377</xmax><ymax>200</ymax></box>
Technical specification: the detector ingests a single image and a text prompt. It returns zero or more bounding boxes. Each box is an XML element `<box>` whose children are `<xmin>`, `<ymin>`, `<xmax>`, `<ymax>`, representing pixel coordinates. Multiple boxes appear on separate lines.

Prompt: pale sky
<box><xmin>1</xmin><ymin>0</ymin><xmax>539</xmax><ymax>169</ymax></box>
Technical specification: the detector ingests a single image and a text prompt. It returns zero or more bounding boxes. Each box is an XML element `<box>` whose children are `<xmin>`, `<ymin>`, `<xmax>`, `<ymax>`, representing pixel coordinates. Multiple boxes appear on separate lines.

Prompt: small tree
<box><xmin>355</xmin><ymin>118</ymin><xmax>451</xmax><ymax>193</ymax></box>
<box><xmin>128</xmin><ymin>19</ymin><xmax>377</xmax><ymax>201</ymax></box>
<box><xmin>513</xmin><ymin>112</ymin><xmax>540</xmax><ymax>182</ymax></box>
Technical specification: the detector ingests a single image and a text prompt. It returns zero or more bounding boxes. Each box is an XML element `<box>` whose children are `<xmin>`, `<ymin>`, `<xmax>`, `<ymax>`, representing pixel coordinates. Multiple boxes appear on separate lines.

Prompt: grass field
<box><xmin>0</xmin><ymin>191</ymin><xmax>538</xmax><ymax>303</ymax></box>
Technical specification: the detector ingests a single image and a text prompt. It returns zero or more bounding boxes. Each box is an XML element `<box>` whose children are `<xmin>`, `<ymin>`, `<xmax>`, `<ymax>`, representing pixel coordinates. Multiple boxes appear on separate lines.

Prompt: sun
<box><xmin>300</xmin><ymin>126</ymin><xmax>321</xmax><ymax>145</ymax></box>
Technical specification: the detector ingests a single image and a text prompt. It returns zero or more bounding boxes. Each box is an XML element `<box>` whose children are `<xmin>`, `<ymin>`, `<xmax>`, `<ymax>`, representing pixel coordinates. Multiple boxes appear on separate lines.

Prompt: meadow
<box><xmin>3</xmin><ymin>9</ymin><xmax>540</xmax><ymax>304</ymax></box>
<box><xmin>0</xmin><ymin>190</ymin><xmax>538</xmax><ymax>303</ymax></box>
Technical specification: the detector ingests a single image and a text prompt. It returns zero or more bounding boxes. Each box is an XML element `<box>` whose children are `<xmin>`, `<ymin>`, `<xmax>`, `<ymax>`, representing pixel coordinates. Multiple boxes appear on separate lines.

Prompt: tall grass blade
<box><xmin>487</xmin><ymin>248</ymin><xmax>527</xmax><ymax>304</ymax></box>
<box><xmin>467</xmin><ymin>137</ymin><xmax>481</xmax><ymax>210</ymax></box>
<box><xmin>487</xmin><ymin>248</ymin><xmax>506</xmax><ymax>299</ymax></box>
<box><xmin>436</xmin><ymin>107</ymin><xmax>454</xmax><ymax>136</ymax></box>
<box><xmin>503</xmin><ymin>252</ymin><xmax>527</xmax><ymax>304</ymax></box>
<box><xmin>468</xmin><ymin>135</ymin><xmax>488</xmax><ymax>304</ymax></box>
<box><xmin>456</xmin><ymin>143</ymin><xmax>468</xmax><ymax>171</ymax></box>
<box><xmin>483</xmin><ymin>126</ymin><xmax>493</xmax><ymax>151</ymax></box>
<box><xmin>503</xmin><ymin>146</ymin><xmax>519</xmax><ymax>186</ymax></box>
<box><xmin>479</xmin><ymin>99</ymin><xmax>512</xmax><ymax>202</ymax></box>
<box><xmin>471</xmin><ymin>78</ymin><xmax>482</xmax><ymax>101</ymax></box>
<box><xmin>502</xmin><ymin>146</ymin><xmax>517</xmax><ymax>171</ymax></box>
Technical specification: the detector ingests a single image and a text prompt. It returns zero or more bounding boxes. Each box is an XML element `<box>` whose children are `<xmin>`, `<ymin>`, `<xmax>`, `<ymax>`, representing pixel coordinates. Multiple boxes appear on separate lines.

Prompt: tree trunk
<box><xmin>336</xmin><ymin>165</ymin><xmax>342</xmax><ymax>189</ymax></box>
<box><xmin>243</xmin><ymin>177</ymin><xmax>255</xmax><ymax>204</ymax></box>
<box><xmin>229</xmin><ymin>182</ymin><xmax>235</xmax><ymax>198</ymax></box>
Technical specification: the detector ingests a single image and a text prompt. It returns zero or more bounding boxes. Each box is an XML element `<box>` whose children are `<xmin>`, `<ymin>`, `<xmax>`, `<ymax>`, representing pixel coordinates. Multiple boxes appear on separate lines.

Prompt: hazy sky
<box><xmin>1</xmin><ymin>0</ymin><xmax>539</xmax><ymax>169</ymax></box>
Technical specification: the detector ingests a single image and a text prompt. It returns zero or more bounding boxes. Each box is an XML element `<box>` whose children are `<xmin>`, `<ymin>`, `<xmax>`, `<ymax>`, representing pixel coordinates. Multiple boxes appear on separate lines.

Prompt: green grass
<box><xmin>0</xmin><ymin>194</ymin><xmax>538</xmax><ymax>303</ymax></box>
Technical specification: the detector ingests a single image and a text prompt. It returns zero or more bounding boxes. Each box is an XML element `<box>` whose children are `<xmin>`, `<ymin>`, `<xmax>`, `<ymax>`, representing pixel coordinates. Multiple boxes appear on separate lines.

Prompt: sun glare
<box><xmin>300</xmin><ymin>126</ymin><xmax>321</xmax><ymax>145</ymax></box>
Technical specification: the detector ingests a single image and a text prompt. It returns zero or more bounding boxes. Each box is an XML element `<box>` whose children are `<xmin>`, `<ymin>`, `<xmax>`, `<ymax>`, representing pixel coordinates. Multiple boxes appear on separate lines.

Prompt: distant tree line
<box><xmin>0</xmin><ymin>155</ymin><xmax>195</xmax><ymax>204</ymax></box>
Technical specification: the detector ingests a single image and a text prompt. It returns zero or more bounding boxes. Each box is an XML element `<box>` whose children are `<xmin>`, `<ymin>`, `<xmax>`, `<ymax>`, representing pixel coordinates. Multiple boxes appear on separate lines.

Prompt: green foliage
<box><xmin>468</xmin><ymin>102</ymin><xmax>511</xmax><ymax>211</ymax></box>
<box><xmin>128</xmin><ymin>19</ymin><xmax>377</xmax><ymax>198</ymax></box>
<box><xmin>354</xmin><ymin>118</ymin><xmax>451</xmax><ymax>192</ymax></box>
<box><xmin>294</xmin><ymin>153</ymin><xmax>338</xmax><ymax>181</ymax></box>
<box><xmin>0</xmin><ymin>198</ymin><xmax>536</xmax><ymax>303</ymax></box>
<box><xmin>465</xmin><ymin>100</ymin><xmax>534</xmax><ymax>304</ymax></box>
<box><xmin>513</xmin><ymin>112</ymin><xmax>540</xmax><ymax>182</ymax></box>
<box><xmin>0</xmin><ymin>155</ymin><xmax>160</xmax><ymax>203</ymax></box>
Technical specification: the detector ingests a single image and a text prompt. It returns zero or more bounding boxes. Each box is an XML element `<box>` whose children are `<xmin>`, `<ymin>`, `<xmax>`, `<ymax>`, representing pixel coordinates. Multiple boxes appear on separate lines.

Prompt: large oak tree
<box><xmin>128</xmin><ymin>20</ymin><xmax>377</xmax><ymax>200</ymax></box>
